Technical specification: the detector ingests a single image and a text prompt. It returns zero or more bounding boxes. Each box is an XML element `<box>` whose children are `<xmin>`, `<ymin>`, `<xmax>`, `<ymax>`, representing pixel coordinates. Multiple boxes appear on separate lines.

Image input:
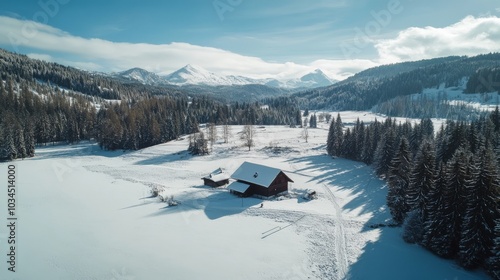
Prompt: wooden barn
<box><xmin>202</xmin><ymin>168</ymin><xmax>230</xmax><ymax>188</ymax></box>
<box><xmin>227</xmin><ymin>162</ymin><xmax>293</xmax><ymax>197</ymax></box>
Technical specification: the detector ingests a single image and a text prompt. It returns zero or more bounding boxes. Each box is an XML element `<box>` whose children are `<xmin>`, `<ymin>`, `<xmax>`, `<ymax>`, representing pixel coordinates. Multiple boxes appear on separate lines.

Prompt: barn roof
<box><xmin>227</xmin><ymin>181</ymin><xmax>251</xmax><ymax>194</ymax></box>
<box><xmin>231</xmin><ymin>162</ymin><xmax>293</xmax><ymax>188</ymax></box>
<box><xmin>202</xmin><ymin>168</ymin><xmax>230</xmax><ymax>182</ymax></box>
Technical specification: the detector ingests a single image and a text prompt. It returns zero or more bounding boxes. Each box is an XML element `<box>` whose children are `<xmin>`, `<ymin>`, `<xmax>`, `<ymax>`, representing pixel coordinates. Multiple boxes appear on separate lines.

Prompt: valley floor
<box><xmin>0</xmin><ymin>116</ymin><xmax>490</xmax><ymax>280</ymax></box>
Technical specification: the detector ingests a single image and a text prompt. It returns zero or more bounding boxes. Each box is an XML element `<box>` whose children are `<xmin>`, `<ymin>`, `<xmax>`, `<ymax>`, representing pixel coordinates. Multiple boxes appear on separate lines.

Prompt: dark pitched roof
<box><xmin>231</xmin><ymin>162</ymin><xmax>293</xmax><ymax>188</ymax></box>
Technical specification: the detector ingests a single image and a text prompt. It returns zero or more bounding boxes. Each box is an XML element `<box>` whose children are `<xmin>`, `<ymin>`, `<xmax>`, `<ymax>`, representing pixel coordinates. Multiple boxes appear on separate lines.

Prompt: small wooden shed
<box><xmin>202</xmin><ymin>168</ymin><xmax>230</xmax><ymax>188</ymax></box>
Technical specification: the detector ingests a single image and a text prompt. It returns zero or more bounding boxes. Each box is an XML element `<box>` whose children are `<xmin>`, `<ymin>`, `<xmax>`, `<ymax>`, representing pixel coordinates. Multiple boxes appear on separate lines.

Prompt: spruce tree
<box><xmin>361</xmin><ymin>126</ymin><xmax>374</xmax><ymax>164</ymax></box>
<box><xmin>421</xmin><ymin>163</ymin><xmax>447</xmax><ymax>253</ymax></box>
<box><xmin>326</xmin><ymin>117</ymin><xmax>335</xmax><ymax>156</ymax></box>
<box><xmin>374</xmin><ymin>128</ymin><xmax>396</xmax><ymax>178</ymax></box>
<box><xmin>437</xmin><ymin>148</ymin><xmax>469</xmax><ymax>258</ymax></box>
<box><xmin>326</xmin><ymin>114</ymin><xmax>343</xmax><ymax>157</ymax></box>
<box><xmin>488</xmin><ymin>218</ymin><xmax>500</xmax><ymax>280</ymax></box>
<box><xmin>333</xmin><ymin>114</ymin><xmax>343</xmax><ymax>156</ymax></box>
<box><xmin>459</xmin><ymin>147</ymin><xmax>499</xmax><ymax>269</ymax></box>
<box><xmin>406</xmin><ymin>140</ymin><xmax>436</xmax><ymax>216</ymax></box>
<box><xmin>387</xmin><ymin>137</ymin><xmax>412</xmax><ymax>224</ymax></box>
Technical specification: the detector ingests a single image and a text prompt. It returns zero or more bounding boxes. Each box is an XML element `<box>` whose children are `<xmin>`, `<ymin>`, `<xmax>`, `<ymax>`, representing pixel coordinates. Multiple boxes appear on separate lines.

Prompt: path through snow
<box><xmin>322</xmin><ymin>184</ymin><xmax>349</xmax><ymax>279</ymax></box>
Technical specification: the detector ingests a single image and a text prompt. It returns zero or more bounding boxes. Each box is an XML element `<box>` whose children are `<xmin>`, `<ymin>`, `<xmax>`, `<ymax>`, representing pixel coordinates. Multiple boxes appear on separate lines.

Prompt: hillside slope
<box><xmin>295</xmin><ymin>53</ymin><xmax>500</xmax><ymax>110</ymax></box>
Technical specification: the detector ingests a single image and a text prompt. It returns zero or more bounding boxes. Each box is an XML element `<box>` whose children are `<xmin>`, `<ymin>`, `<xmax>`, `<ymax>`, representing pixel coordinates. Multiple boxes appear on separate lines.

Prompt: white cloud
<box><xmin>0</xmin><ymin>16</ymin><xmax>350</xmax><ymax>80</ymax></box>
<box><xmin>3</xmin><ymin>15</ymin><xmax>500</xmax><ymax>83</ymax></box>
<box><xmin>27</xmin><ymin>53</ymin><xmax>54</xmax><ymax>62</ymax></box>
<box><xmin>375</xmin><ymin>16</ymin><xmax>500</xmax><ymax>63</ymax></box>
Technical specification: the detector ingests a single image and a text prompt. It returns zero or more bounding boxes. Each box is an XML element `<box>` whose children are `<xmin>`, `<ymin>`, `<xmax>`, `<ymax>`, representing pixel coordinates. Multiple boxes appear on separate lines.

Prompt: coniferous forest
<box><xmin>0</xmin><ymin>49</ymin><xmax>302</xmax><ymax>160</ymax></box>
<box><xmin>326</xmin><ymin>111</ymin><xmax>500</xmax><ymax>278</ymax></box>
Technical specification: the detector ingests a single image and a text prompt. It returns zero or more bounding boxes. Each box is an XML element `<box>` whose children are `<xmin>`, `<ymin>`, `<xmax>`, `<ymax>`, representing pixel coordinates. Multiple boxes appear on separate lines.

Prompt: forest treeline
<box><xmin>0</xmin><ymin>48</ymin><xmax>186</xmax><ymax>100</ymax></box>
<box><xmin>0</xmin><ymin>75</ymin><xmax>301</xmax><ymax>160</ymax></box>
<box><xmin>297</xmin><ymin>53</ymin><xmax>500</xmax><ymax>111</ymax></box>
<box><xmin>326</xmin><ymin>111</ymin><xmax>500</xmax><ymax>279</ymax></box>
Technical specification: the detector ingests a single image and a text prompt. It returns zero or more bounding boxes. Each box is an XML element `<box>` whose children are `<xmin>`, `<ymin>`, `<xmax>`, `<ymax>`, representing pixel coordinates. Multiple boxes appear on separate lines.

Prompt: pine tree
<box><xmin>354</xmin><ymin>119</ymin><xmax>365</xmax><ymax>162</ymax></box>
<box><xmin>334</xmin><ymin>114</ymin><xmax>343</xmax><ymax>156</ymax></box>
<box><xmin>387</xmin><ymin>137</ymin><xmax>412</xmax><ymax>224</ymax></box>
<box><xmin>421</xmin><ymin>163</ymin><xmax>448</xmax><ymax>253</ymax></box>
<box><xmin>14</xmin><ymin>124</ymin><xmax>27</xmax><ymax>159</ymax></box>
<box><xmin>309</xmin><ymin>114</ymin><xmax>317</xmax><ymax>128</ymax></box>
<box><xmin>326</xmin><ymin>117</ymin><xmax>336</xmax><ymax>156</ymax></box>
<box><xmin>374</xmin><ymin>128</ymin><xmax>396</xmax><ymax>178</ymax></box>
<box><xmin>488</xmin><ymin>218</ymin><xmax>500</xmax><ymax>280</ymax></box>
<box><xmin>436</xmin><ymin>148</ymin><xmax>469</xmax><ymax>258</ymax></box>
<box><xmin>361</xmin><ymin>126</ymin><xmax>374</xmax><ymax>164</ymax></box>
<box><xmin>406</xmin><ymin>140</ymin><xmax>436</xmax><ymax>215</ymax></box>
<box><xmin>3</xmin><ymin>126</ymin><xmax>17</xmax><ymax>160</ymax></box>
<box><xmin>340</xmin><ymin>128</ymin><xmax>354</xmax><ymax>159</ymax></box>
<box><xmin>459</xmin><ymin>147</ymin><xmax>499</xmax><ymax>269</ymax></box>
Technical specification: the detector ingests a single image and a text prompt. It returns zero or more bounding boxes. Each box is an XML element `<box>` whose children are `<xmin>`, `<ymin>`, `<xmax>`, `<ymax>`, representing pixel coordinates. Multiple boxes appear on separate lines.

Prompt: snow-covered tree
<box><xmin>459</xmin><ymin>147</ymin><xmax>499</xmax><ymax>269</ymax></box>
<box><xmin>374</xmin><ymin>128</ymin><xmax>396</xmax><ymax>178</ymax></box>
<box><xmin>387</xmin><ymin>137</ymin><xmax>412</xmax><ymax>224</ymax></box>
<box><xmin>403</xmin><ymin>209</ymin><xmax>424</xmax><ymax>244</ymax></box>
<box><xmin>326</xmin><ymin>114</ymin><xmax>343</xmax><ymax>157</ymax></box>
<box><xmin>406</xmin><ymin>140</ymin><xmax>436</xmax><ymax>215</ymax></box>
<box><xmin>421</xmin><ymin>163</ymin><xmax>447</xmax><ymax>252</ymax></box>
<box><xmin>488</xmin><ymin>219</ymin><xmax>500</xmax><ymax>280</ymax></box>
<box><xmin>435</xmin><ymin>148</ymin><xmax>470</xmax><ymax>258</ymax></box>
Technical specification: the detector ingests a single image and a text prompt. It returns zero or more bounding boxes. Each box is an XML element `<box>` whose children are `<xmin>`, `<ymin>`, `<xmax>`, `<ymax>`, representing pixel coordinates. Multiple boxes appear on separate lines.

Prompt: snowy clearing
<box><xmin>0</xmin><ymin>112</ymin><xmax>489</xmax><ymax>280</ymax></box>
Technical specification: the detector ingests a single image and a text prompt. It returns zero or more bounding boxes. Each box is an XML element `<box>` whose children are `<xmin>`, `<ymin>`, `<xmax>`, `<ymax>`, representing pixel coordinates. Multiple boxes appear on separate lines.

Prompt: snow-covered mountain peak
<box><xmin>300</xmin><ymin>69</ymin><xmax>335</xmax><ymax>87</ymax></box>
<box><xmin>164</xmin><ymin>64</ymin><xmax>231</xmax><ymax>86</ymax></box>
<box><xmin>117</xmin><ymin>67</ymin><xmax>162</xmax><ymax>85</ymax></box>
<box><xmin>114</xmin><ymin>65</ymin><xmax>336</xmax><ymax>89</ymax></box>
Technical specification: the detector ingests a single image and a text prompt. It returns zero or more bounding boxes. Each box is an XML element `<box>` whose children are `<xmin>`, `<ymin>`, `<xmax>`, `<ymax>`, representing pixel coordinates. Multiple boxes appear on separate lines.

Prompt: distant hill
<box><xmin>113</xmin><ymin>64</ymin><xmax>336</xmax><ymax>90</ymax></box>
<box><xmin>295</xmin><ymin>53</ymin><xmax>500</xmax><ymax>110</ymax></box>
<box><xmin>0</xmin><ymin>49</ymin><xmax>185</xmax><ymax>100</ymax></box>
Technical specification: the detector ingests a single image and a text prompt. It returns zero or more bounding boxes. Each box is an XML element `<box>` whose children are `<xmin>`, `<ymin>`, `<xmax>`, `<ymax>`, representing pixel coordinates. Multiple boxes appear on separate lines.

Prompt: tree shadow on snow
<box><xmin>286</xmin><ymin>154</ymin><xmax>390</xmax><ymax>228</ymax></box>
<box><xmin>286</xmin><ymin>154</ymin><xmax>488</xmax><ymax>280</ymax></box>
<box><xmin>32</xmin><ymin>142</ymin><xmax>131</xmax><ymax>160</ymax></box>
<box><xmin>134</xmin><ymin>150</ymin><xmax>192</xmax><ymax>165</ymax></box>
<box><xmin>143</xmin><ymin>188</ymin><xmax>261</xmax><ymax>220</ymax></box>
<box><xmin>346</xmin><ymin>227</ymin><xmax>488</xmax><ymax>280</ymax></box>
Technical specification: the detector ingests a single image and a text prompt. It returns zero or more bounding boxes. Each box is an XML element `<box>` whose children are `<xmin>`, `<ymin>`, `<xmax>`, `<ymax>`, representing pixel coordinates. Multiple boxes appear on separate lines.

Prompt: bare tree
<box><xmin>207</xmin><ymin>123</ymin><xmax>217</xmax><ymax>149</ymax></box>
<box><xmin>301</xmin><ymin>126</ymin><xmax>309</xmax><ymax>143</ymax></box>
<box><xmin>240</xmin><ymin>124</ymin><xmax>256</xmax><ymax>151</ymax></box>
<box><xmin>223</xmin><ymin>123</ymin><xmax>231</xmax><ymax>143</ymax></box>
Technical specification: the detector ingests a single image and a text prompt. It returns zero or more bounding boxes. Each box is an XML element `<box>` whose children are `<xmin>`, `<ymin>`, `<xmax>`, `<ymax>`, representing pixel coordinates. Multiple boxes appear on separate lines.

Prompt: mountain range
<box><xmin>113</xmin><ymin>64</ymin><xmax>336</xmax><ymax>89</ymax></box>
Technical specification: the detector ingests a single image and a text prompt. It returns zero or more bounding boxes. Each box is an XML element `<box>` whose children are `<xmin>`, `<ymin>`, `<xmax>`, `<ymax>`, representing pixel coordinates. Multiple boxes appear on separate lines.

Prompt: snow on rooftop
<box><xmin>203</xmin><ymin>168</ymin><xmax>230</xmax><ymax>182</ymax></box>
<box><xmin>227</xmin><ymin>181</ymin><xmax>251</xmax><ymax>193</ymax></box>
<box><xmin>231</xmin><ymin>161</ymin><xmax>291</xmax><ymax>188</ymax></box>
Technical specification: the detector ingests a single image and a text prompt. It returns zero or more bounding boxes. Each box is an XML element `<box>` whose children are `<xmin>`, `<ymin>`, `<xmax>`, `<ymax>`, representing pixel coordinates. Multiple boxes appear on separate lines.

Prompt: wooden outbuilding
<box><xmin>202</xmin><ymin>168</ymin><xmax>230</xmax><ymax>188</ymax></box>
<box><xmin>227</xmin><ymin>162</ymin><xmax>293</xmax><ymax>197</ymax></box>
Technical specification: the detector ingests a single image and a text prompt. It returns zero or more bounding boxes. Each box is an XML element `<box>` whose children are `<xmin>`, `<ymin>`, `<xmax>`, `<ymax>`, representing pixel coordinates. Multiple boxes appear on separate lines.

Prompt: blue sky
<box><xmin>1</xmin><ymin>0</ymin><xmax>499</xmax><ymax>80</ymax></box>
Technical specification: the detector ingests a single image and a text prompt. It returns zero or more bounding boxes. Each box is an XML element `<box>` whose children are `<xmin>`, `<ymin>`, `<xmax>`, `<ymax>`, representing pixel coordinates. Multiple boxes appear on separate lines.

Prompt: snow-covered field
<box><xmin>0</xmin><ymin>112</ymin><xmax>489</xmax><ymax>280</ymax></box>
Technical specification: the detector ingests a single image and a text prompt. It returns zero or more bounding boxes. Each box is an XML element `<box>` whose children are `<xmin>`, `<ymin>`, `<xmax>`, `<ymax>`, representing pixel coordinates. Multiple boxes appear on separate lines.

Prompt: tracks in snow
<box><xmin>322</xmin><ymin>184</ymin><xmax>349</xmax><ymax>279</ymax></box>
